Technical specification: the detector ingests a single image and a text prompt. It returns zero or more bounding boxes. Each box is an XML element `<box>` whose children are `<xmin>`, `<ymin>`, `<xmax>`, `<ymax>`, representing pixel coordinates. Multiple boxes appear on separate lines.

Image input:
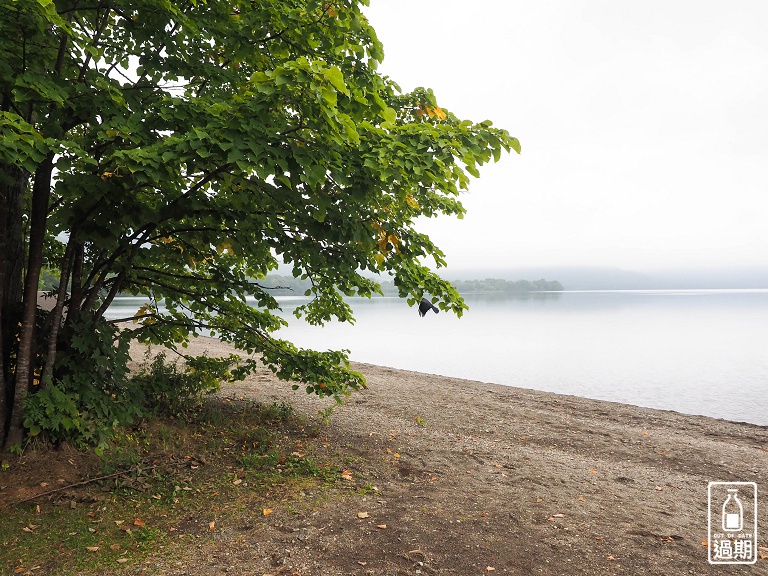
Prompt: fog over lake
<box><xmin>108</xmin><ymin>289</ymin><xmax>768</xmax><ymax>426</ymax></box>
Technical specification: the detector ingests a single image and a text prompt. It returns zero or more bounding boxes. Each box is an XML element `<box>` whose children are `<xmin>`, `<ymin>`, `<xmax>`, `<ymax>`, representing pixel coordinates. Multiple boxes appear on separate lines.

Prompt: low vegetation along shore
<box><xmin>2</xmin><ymin>334</ymin><xmax>766</xmax><ymax>575</ymax></box>
<box><xmin>220</xmin><ymin>274</ymin><xmax>565</xmax><ymax>297</ymax></box>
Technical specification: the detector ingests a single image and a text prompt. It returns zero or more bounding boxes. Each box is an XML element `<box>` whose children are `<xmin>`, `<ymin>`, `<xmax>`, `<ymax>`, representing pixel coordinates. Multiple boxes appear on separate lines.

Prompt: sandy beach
<box><xmin>163</xmin><ymin>334</ymin><xmax>768</xmax><ymax>575</ymax></box>
<box><xmin>3</xmin><ymin>332</ymin><xmax>766</xmax><ymax>575</ymax></box>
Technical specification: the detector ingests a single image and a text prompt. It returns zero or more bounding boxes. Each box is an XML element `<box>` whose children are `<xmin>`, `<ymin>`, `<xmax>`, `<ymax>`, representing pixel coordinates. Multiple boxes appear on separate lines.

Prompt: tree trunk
<box><xmin>40</xmin><ymin>238</ymin><xmax>76</xmax><ymax>388</ymax></box>
<box><xmin>0</xmin><ymin>162</ymin><xmax>28</xmax><ymax>448</ymax></box>
<box><xmin>3</xmin><ymin>154</ymin><xmax>53</xmax><ymax>450</ymax></box>
<box><xmin>65</xmin><ymin>242</ymin><xmax>84</xmax><ymax>327</ymax></box>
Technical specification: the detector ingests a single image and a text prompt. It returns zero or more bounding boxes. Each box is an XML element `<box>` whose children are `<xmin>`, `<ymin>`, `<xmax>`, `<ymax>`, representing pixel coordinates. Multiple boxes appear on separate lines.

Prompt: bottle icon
<box><xmin>722</xmin><ymin>488</ymin><xmax>743</xmax><ymax>532</ymax></box>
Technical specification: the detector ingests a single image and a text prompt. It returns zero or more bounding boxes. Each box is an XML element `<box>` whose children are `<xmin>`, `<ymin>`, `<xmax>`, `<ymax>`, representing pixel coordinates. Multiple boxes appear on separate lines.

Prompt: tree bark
<box><xmin>3</xmin><ymin>154</ymin><xmax>53</xmax><ymax>450</ymax></box>
<box><xmin>40</xmin><ymin>237</ymin><xmax>76</xmax><ymax>388</ymax></box>
<box><xmin>65</xmin><ymin>242</ymin><xmax>84</xmax><ymax>327</ymax></box>
<box><xmin>0</xmin><ymin>162</ymin><xmax>28</xmax><ymax>448</ymax></box>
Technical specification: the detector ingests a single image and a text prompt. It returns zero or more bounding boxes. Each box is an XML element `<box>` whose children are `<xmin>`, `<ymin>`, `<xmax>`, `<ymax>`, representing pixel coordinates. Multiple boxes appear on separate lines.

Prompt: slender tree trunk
<box><xmin>65</xmin><ymin>242</ymin><xmax>84</xmax><ymax>327</ymax></box>
<box><xmin>95</xmin><ymin>271</ymin><xmax>126</xmax><ymax>320</ymax></box>
<box><xmin>0</xmin><ymin>163</ymin><xmax>28</xmax><ymax>447</ymax></box>
<box><xmin>40</xmin><ymin>238</ymin><xmax>76</xmax><ymax>388</ymax></box>
<box><xmin>3</xmin><ymin>154</ymin><xmax>54</xmax><ymax>450</ymax></box>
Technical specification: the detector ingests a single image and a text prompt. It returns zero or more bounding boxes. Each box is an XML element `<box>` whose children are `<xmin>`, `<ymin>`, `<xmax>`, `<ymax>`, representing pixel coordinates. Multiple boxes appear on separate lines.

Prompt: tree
<box><xmin>0</xmin><ymin>0</ymin><xmax>519</xmax><ymax>450</ymax></box>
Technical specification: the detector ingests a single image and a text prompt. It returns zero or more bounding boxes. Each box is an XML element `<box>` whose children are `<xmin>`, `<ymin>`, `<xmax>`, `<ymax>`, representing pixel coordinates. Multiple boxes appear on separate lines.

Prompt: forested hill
<box><xmin>255</xmin><ymin>275</ymin><xmax>563</xmax><ymax>296</ymax></box>
<box><xmin>448</xmin><ymin>278</ymin><xmax>563</xmax><ymax>293</ymax></box>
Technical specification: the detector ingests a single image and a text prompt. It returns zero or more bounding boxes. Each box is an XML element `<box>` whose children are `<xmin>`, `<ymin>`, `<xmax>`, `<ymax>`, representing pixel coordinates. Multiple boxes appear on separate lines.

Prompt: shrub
<box><xmin>130</xmin><ymin>352</ymin><xmax>236</xmax><ymax>417</ymax></box>
<box><xmin>24</xmin><ymin>316</ymin><xmax>136</xmax><ymax>452</ymax></box>
<box><xmin>23</xmin><ymin>315</ymin><xmax>237</xmax><ymax>450</ymax></box>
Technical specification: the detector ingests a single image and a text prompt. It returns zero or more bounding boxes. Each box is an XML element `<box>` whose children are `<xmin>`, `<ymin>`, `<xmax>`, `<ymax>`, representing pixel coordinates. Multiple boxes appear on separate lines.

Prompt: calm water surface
<box><xmin>108</xmin><ymin>290</ymin><xmax>768</xmax><ymax>425</ymax></box>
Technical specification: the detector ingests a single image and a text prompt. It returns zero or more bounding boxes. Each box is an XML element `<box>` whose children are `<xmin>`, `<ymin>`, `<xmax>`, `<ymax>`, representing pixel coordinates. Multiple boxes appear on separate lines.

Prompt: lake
<box><xmin>106</xmin><ymin>290</ymin><xmax>768</xmax><ymax>426</ymax></box>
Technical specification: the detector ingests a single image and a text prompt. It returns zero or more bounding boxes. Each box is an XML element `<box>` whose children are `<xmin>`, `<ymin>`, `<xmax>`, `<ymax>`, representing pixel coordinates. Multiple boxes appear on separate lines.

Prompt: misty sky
<box><xmin>363</xmin><ymin>1</ymin><xmax>768</xmax><ymax>273</ymax></box>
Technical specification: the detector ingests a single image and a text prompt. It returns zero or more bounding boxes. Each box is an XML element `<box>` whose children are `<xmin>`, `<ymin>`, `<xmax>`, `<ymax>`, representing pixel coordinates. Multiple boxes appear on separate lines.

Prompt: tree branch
<box><xmin>16</xmin><ymin>464</ymin><xmax>160</xmax><ymax>505</ymax></box>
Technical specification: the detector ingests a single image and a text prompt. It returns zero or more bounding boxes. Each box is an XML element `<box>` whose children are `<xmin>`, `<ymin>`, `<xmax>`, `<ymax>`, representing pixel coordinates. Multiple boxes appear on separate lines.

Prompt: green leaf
<box><xmin>320</xmin><ymin>85</ymin><xmax>337</xmax><ymax>106</ymax></box>
<box><xmin>381</xmin><ymin>107</ymin><xmax>397</xmax><ymax>123</ymax></box>
<box><xmin>324</xmin><ymin>66</ymin><xmax>349</xmax><ymax>95</ymax></box>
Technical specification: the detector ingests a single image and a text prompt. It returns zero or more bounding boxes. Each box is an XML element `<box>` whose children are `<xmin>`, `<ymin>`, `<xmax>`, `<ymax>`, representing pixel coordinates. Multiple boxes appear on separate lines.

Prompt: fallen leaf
<box><xmin>655</xmin><ymin>486</ymin><xmax>665</xmax><ymax>492</ymax></box>
<box><xmin>606</xmin><ymin>555</ymin><xmax>615</xmax><ymax>561</ymax></box>
<box><xmin>117</xmin><ymin>558</ymin><xmax>129</xmax><ymax>564</ymax></box>
<box><xmin>700</xmin><ymin>541</ymin><xmax>708</xmax><ymax>547</ymax></box>
<box><xmin>595</xmin><ymin>536</ymin><xmax>604</xmax><ymax>541</ymax></box>
<box><xmin>86</xmin><ymin>546</ymin><xmax>99</xmax><ymax>552</ymax></box>
<box><xmin>642</xmin><ymin>431</ymin><xmax>649</xmax><ymax>436</ymax></box>
<box><xmin>208</xmin><ymin>521</ymin><xmax>216</xmax><ymax>531</ymax></box>
<box><xmin>341</xmin><ymin>469</ymin><xmax>354</xmax><ymax>481</ymax></box>
<box><xmin>535</xmin><ymin>497</ymin><xmax>544</xmax><ymax>504</ymax></box>
<box><xmin>233</xmin><ymin>478</ymin><xmax>243</xmax><ymax>485</ymax></box>
<box><xmin>114</xmin><ymin>520</ymin><xmax>124</xmax><ymax>526</ymax></box>
<box><xmin>110</xmin><ymin>544</ymin><xmax>121</xmax><ymax>551</ymax></box>
<box><xmin>377</xmin><ymin>524</ymin><xmax>387</xmax><ymax>529</ymax></box>
<box><xmin>485</xmin><ymin>567</ymin><xmax>496</xmax><ymax>572</ymax></box>
<box><xmin>263</xmin><ymin>508</ymin><xmax>273</xmax><ymax>516</ymax></box>
<box><xmin>552</xmin><ymin>513</ymin><xmax>565</xmax><ymax>518</ymax></box>
<box><xmin>357</xmin><ymin>511</ymin><xmax>370</xmax><ymax>519</ymax></box>
<box><xmin>578</xmin><ymin>496</ymin><xmax>585</xmax><ymax>502</ymax></box>
<box><xmin>40</xmin><ymin>482</ymin><xmax>49</xmax><ymax>488</ymax></box>
<box><xmin>133</xmin><ymin>518</ymin><xmax>146</xmax><ymax>527</ymax></box>
<box><xmin>358</xmin><ymin>561</ymin><xmax>367</xmax><ymax>566</ymax></box>
<box><xmin>589</xmin><ymin>468</ymin><xmax>597</xmax><ymax>474</ymax></box>
<box><xmin>393</xmin><ymin>453</ymin><xmax>400</xmax><ymax>458</ymax></box>
<box><xmin>759</xmin><ymin>546</ymin><xmax>768</xmax><ymax>560</ymax></box>
<box><xmin>14</xmin><ymin>568</ymin><xmax>24</xmax><ymax>573</ymax></box>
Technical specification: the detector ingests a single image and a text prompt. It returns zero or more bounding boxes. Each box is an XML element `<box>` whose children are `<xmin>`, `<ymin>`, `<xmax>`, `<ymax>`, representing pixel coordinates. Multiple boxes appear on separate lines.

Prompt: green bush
<box><xmin>130</xmin><ymin>352</ymin><xmax>235</xmax><ymax>417</ymax></box>
<box><xmin>23</xmin><ymin>315</ymin><xmax>237</xmax><ymax>450</ymax></box>
<box><xmin>24</xmin><ymin>316</ymin><xmax>136</xmax><ymax>452</ymax></box>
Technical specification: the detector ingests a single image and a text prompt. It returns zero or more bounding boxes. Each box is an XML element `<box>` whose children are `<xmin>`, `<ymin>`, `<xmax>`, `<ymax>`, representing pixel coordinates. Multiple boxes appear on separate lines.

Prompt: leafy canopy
<box><xmin>1</xmin><ymin>0</ymin><xmax>519</xmax><ymax>407</ymax></box>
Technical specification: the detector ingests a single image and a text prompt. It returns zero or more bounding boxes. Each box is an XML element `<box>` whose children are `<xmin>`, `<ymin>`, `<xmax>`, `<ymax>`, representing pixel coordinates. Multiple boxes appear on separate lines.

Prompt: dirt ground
<box><xmin>5</xmin><ymin>334</ymin><xmax>768</xmax><ymax>575</ymax></box>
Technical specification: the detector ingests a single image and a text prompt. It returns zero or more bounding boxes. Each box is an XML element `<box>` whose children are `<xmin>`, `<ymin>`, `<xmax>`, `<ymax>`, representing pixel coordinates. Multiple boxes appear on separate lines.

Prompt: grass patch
<box><xmin>0</xmin><ymin>398</ymin><xmax>341</xmax><ymax>575</ymax></box>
